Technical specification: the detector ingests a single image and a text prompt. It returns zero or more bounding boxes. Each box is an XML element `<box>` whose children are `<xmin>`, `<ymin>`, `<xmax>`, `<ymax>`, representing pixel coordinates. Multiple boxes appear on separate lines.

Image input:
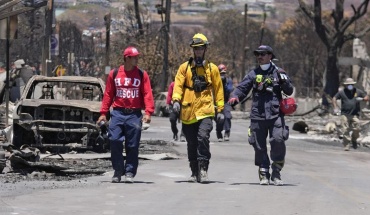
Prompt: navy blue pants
<box><xmin>248</xmin><ymin>116</ymin><xmax>288</xmax><ymax>172</ymax></box>
<box><xmin>216</xmin><ymin>103</ymin><xmax>232</xmax><ymax>136</ymax></box>
<box><xmin>109</xmin><ymin>109</ymin><xmax>142</xmax><ymax>176</ymax></box>
<box><xmin>182</xmin><ymin>117</ymin><xmax>213</xmax><ymax>162</ymax></box>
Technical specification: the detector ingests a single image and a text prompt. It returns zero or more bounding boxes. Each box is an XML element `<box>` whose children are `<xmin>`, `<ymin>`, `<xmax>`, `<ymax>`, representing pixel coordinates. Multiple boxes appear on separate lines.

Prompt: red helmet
<box><xmin>218</xmin><ymin>64</ymin><xmax>227</xmax><ymax>73</ymax></box>
<box><xmin>123</xmin><ymin>46</ymin><xmax>140</xmax><ymax>58</ymax></box>
<box><xmin>280</xmin><ymin>97</ymin><xmax>297</xmax><ymax>115</ymax></box>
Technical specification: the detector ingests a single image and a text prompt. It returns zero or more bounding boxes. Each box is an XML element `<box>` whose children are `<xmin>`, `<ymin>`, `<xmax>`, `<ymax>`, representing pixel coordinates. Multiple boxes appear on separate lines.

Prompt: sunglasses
<box><xmin>254</xmin><ymin>52</ymin><xmax>269</xmax><ymax>57</ymax></box>
<box><xmin>193</xmin><ymin>46</ymin><xmax>206</xmax><ymax>51</ymax></box>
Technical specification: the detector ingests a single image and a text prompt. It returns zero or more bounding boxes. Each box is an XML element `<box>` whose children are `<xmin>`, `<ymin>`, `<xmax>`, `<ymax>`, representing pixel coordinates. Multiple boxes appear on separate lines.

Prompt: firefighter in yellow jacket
<box><xmin>172</xmin><ymin>33</ymin><xmax>224</xmax><ymax>183</ymax></box>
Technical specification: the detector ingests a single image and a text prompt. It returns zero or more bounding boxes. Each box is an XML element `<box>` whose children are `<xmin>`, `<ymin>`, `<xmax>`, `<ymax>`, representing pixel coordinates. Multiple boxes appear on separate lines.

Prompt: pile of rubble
<box><xmin>289</xmin><ymin>113</ymin><xmax>370</xmax><ymax>147</ymax></box>
<box><xmin>0</xmin><ymin>140</ymin><xmax>180</xmax><ymax>183</ymax></box>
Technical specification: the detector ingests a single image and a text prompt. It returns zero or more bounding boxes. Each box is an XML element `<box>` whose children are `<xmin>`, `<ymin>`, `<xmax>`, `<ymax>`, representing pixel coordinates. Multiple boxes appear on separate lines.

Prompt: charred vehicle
<box><xmin>12</xmin><ymin>75</ymin><xmax>109</xmax><ymax>151</ymax></box>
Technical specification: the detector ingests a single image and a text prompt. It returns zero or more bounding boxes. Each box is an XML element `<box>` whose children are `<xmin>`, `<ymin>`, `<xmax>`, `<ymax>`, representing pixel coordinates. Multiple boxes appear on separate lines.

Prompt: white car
<box><xmin>154</xmin><ymin>92</ymin><xmax>169</xmax><ymax>117</ymax></box>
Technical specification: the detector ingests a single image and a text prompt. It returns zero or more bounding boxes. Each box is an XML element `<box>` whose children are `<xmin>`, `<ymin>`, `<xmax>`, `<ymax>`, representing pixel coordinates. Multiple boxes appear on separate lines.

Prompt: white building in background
<box><xmin>353</xmin><ymin>38</ymin><xmax>370</xmax><ymax>93</ymax></box>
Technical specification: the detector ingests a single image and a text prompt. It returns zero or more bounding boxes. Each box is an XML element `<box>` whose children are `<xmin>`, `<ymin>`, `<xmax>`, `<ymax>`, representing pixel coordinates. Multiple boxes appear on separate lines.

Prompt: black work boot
<box><xmin>112</xmin><ymin>170</ymin><xmax>124</xmax><ymax>183</ymax></box>
<box><xmin>258</xmin><ymin>167</ymin><xmax>270</xmax><ymax>185</ymax></box>
<box><xmin>188</xmin><ymin>161</ymin><xmax>198</xmax><ymax>182</ymax></box>
<box><xmin>198</xmin><ymin>160</ymin><xmax>209</xmax><ymax>183</ymax></box>
<box><xmin>271</xmin><ymin>170</ymin><xmax>283</xmax><ymax>186</ymax></box>
<box><xmin>173</xmin><ymin>133</ymin><xmax>178</xmax><ymax>141</ymax></box>
<box><xmin>271</xmin><ymin>162</ymin><xmax>284</xmax><ymax>186</ymax></box>
<box><xmin>216</xmin><ymin>132</ymin><xmax>223</xmax><ymax>142</ymax></box>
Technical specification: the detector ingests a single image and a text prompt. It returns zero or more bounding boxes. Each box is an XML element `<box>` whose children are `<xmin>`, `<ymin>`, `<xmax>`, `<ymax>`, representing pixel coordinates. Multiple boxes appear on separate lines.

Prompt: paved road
<box><xmin>1</xmin><ymin>116</ymin><xmax>370</xmax><ymax>215</ymax></box>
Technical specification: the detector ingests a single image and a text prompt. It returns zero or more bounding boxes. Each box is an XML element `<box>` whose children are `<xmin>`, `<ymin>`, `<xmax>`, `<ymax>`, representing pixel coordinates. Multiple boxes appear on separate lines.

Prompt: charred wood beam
<box><xmin>0</xmin><ymin>0</ymin><xmax>13</xmax><ymax>4</ymax></box>
<box><xmin>0</xmin><ymin>7</ymin><xmax>34</xmax><ymax>20</ymax></box>
<box><xmin>60</xmin><ymin>169</ymin><xmax>106</xmax><ymax>175</ymax></box>
<box><xmin>0</xmin><ymin>0</ymin><xmax>21</xmax><ymax>13</ymax></box>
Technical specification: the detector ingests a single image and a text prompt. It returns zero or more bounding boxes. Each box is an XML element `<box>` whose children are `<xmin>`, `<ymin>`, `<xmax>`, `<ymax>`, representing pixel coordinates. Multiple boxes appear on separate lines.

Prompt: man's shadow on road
<box><xmin>100</xmin><ymin>180</ymin><xmax>154</xmax><ymax>184</ymax></box>
<box><xmin>230</xmin><ymin>182</ymin><xmax>297</xmax><ymax>186</ymax></box>
<box><xmin>175</xmin><ymin>180</ymin><xmax>224</xmax><ymax>184</ymax></box>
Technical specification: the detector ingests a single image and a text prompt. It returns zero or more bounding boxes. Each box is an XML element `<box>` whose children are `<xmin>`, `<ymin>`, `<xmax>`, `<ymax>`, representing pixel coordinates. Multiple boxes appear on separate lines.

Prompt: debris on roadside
<box><xmin>0</xmin><ymin>139</ymin><xmax>180</xmax><ymax>183</ymax></box>
<box><xmin>292</xmin><ymin>121</ymin><xmax>309</xmax><ymax>133</ymax></box>
<box><xmin>288</xmin><ymin>113</ymin><xmax>370</xmax><ymax>147</ymax></box>
<box><xmin>0</xmin><ymin>150</ymin><xmax>5</xmax><ymax>173</ymax></box>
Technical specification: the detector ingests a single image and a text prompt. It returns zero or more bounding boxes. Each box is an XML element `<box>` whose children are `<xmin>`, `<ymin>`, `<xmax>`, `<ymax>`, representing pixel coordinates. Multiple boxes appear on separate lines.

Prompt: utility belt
<box><xmin>113</xmin><ymin>107</ymin><xmax>142</xmax><ymax>114</ymax></box>
<box><xmin>184</xmin><ymin>83</ymin><xmax>210</xmax><ymax>92</ymax></box>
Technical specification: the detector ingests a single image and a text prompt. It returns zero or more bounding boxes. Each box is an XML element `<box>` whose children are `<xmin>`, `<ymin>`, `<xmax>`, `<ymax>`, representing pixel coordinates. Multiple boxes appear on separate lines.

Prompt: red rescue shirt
<box><xmin>100</xmin><ymin>65</ymin><xmax>154</xmax><ymax>116</ymax></box>
<box><xmin>166</xmin><ymin>81</ymin><xmax>174</xmax><ymax>105</ymax></box>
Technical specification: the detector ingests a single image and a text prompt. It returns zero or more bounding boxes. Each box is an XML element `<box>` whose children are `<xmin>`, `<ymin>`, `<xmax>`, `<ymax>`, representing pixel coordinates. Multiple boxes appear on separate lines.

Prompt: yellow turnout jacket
<box><xmin>172</xmin><ymin>60</ymin><xmax>224</xmax><ymax>124</ymax></box>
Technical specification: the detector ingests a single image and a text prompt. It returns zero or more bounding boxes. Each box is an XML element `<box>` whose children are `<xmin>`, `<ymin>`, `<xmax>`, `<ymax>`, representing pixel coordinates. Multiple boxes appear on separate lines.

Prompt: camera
<box><xmin>192</xmin><ymin>75</ymin><xmax>207</xmax><ymax>92</ymax></box>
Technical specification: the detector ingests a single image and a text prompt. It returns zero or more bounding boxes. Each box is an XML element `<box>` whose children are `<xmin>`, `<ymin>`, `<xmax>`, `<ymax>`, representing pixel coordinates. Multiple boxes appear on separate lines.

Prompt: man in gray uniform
<box><xmin>228</xmin><ymin>45</ymin><xmax>294</xmax><ymax>186</ymax></box>
<box><xmin>332</xmin><ymin>78</ymin><xmax>369</xmax><ymax>150</ymax></box>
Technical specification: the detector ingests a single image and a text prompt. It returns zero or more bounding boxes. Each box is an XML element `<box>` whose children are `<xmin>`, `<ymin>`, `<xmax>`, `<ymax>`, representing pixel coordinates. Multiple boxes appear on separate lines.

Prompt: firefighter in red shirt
<box><xmin>97</xmin><ymin>46</ymin><xmax>154</xmax><ymax>183</ymax></box>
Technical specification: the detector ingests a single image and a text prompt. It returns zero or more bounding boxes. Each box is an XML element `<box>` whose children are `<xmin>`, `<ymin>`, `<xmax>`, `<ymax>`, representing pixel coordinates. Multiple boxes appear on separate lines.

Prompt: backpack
<box><xmin>112</xmin><ymin>67</ymin><xmax>143</xmax><ymax>80</ymax></box>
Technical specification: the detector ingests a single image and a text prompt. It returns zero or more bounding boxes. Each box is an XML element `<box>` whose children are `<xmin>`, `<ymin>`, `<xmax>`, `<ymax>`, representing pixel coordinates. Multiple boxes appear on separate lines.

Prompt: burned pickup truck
<box><xmin>11</xmin><ymin>75</ymin><xmax>109</xmax><ymax>152</ymax></box>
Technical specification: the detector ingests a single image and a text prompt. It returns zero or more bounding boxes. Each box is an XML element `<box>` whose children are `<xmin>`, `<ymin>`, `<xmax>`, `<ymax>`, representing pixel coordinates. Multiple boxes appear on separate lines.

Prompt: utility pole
<box><xmin>5</xmin><ymin>17</ymin><xmax>10</xmax><ymax>127</ymax></box>
<box><xmin>161</xmin><ymin>0</ymin><xmax>171</xmax><ymax>92</ymax></box>
<box><xmin>134</xmin><ymin>0</ymin><xmax>143</xmax><ymax>35</ymax></box>
<box><xmin>104</xmin><ymin>12</ymin><xmax>111</xmax><ymax>71</ymax></box>
<box><xmin>41</xmin><ymin>0</ymin><xmax>54</xmax><ymax>76</ymax></box>
<box><xmin>259</xmin><ymin>3</ymin><xmax>267</xmax><ymax>46</ymax></box>
<box><xmin>242</xmin><ymin>4</ymin><xmax>248</xmax><ymax>82</ymax></box>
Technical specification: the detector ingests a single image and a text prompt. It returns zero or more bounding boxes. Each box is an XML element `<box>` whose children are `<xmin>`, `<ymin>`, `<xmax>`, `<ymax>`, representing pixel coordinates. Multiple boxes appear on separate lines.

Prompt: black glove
<box><xmin>278</xmin><ymin>72</ymin><xmax>288</xmax><ymax>84</ymax></box>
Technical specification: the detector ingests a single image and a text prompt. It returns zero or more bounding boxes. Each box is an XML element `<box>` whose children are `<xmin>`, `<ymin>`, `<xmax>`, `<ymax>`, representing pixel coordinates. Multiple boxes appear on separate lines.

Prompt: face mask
<box><xmin>347</xmin><ymin>85</ymin><xmax>353</xmax><ymax>90</ymax></box>
<box><xmin>260</xmin><ymin>63</ymin><xmax>270</xmax><ymax>71</ymax></box>
<box><xmin>195</xmin><ymin>57</ymin><xmax>204</xmax><ymax>66</ymax></box>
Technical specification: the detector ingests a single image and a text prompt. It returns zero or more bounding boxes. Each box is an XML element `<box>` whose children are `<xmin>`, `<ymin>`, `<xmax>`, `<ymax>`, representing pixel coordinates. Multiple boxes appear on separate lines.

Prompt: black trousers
<box><xmin>215</xmin><ymin>103</ymin><xmax>232</xmax><ymax>137</ymax></box>
<box><xmin>182</xmin><ymin>117</ymin><xmax>213</xmax><ymax>162</ymax></box>
<box><xmin>169</xmin><ymin>106</ymin><xmax>184</xmax><ymax>137</ymax></box>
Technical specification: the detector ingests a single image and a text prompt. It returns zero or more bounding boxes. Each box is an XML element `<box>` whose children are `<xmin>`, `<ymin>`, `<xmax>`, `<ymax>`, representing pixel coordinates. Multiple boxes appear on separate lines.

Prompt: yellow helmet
<box><xmin>189</xmin><ymin>33</ymin><xmax>210</xmax><ymax>47</ymax></box>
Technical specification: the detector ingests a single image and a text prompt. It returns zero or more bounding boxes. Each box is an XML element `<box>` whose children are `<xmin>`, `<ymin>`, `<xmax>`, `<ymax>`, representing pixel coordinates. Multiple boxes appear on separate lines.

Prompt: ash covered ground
<box><xmin>0</xmin><ymin>140</ymin><xmax>181</xmax><ymax>184</ymax></box>
<box><xmin>2</xmin><ymin>115</ymin><xmax>370</xmax><ymax>185</ymax></box>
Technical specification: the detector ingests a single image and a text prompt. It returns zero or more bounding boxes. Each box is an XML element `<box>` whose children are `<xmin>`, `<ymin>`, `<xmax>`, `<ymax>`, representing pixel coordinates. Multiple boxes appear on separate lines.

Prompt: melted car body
<box><xmin>12</xmin><ymin>75</ymin><xmax>109</xmax><ymax>151</ymax></box>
